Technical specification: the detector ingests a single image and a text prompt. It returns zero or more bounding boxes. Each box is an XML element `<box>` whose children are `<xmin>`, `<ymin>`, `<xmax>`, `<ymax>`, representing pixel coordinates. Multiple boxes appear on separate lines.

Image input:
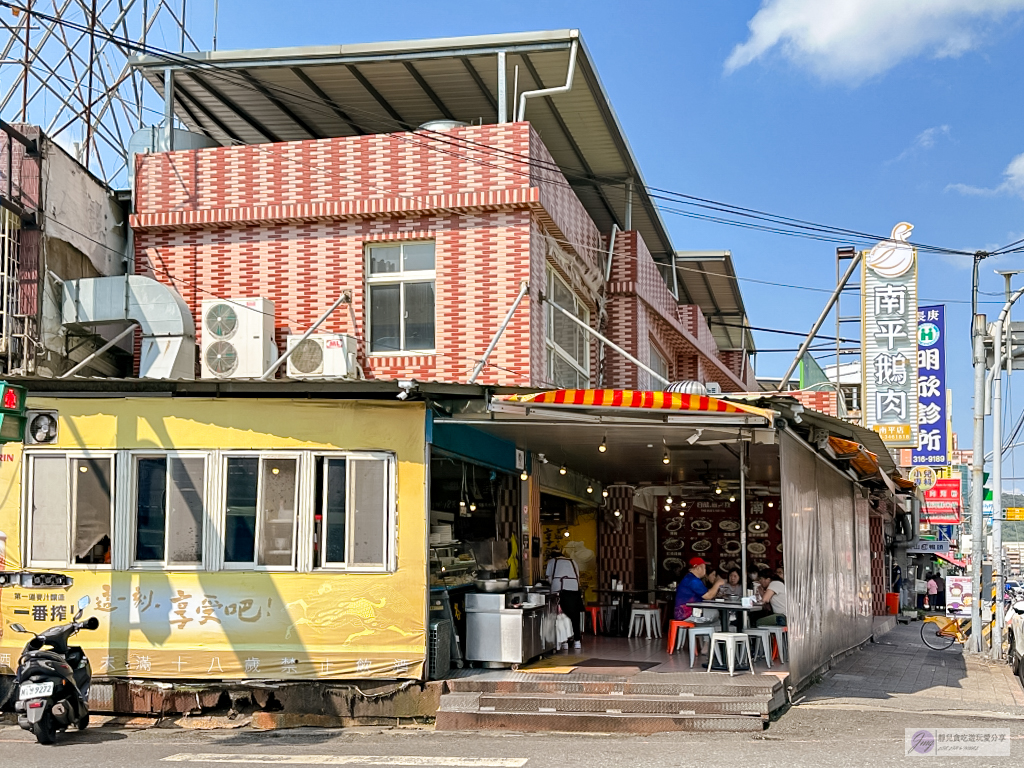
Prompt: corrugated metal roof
<box><xmin>672</xmin><ymin>251</ymin><xmax>753</xmax><ymax>351</ymax></box>
<box><xmin>127</xmin><ymin>30</ymin><xmax>676</xmax><ymax>267</ymax></box>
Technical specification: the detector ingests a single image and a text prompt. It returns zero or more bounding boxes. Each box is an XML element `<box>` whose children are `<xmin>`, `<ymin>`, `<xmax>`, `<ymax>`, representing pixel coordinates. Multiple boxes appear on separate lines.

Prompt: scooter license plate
<box><xmin>18</xmin><ymin>682</ymin><xmax>54</xmax><ymax>700</ymax></box>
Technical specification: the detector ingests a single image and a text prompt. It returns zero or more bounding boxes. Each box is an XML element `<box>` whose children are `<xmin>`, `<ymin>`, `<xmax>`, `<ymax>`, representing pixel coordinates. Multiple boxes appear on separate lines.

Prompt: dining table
<box><xmin>685</xmin><ymin>599</ymin><xmax>761</xmax><ymax>633</ymax></box>
<box><xmin>594</xmin><ymin>588</ymin><xmax>655</xmax><ymax>635</ymax></box>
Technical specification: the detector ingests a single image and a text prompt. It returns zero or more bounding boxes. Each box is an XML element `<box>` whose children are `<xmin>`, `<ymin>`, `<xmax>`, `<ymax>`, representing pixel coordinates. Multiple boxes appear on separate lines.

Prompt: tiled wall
<box><xmin>598</xmin><ymin>485</ymin><xmax>636</xmax><ymax>591</ymax></box>
<box><xmin>870</xmin><ymin>515</ymin><xmax>887</xmax><ymax>615</ymax></box>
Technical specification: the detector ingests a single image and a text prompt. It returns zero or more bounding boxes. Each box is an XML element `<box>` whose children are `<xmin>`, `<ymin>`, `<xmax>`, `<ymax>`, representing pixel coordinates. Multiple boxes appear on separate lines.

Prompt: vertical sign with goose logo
<box><xmin>862</xmin><ymin>222</ymin><xmax>918</xmax><ymax>446</ymax></box>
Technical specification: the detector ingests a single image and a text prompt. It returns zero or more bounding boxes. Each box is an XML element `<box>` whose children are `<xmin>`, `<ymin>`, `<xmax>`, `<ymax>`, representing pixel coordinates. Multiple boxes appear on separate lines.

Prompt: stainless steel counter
<box><xmin>465</xmin><ymin>591</ymin><xmax>557</xmax><ymax>667</ymax></box>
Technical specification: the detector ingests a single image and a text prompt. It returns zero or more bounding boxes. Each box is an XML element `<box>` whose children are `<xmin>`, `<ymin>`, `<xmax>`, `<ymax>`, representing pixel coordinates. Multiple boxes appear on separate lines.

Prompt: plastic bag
<box><xmin>555</xmin><ymin>612</ymin><xmax>573</xmax><ymax>644</ymax></box>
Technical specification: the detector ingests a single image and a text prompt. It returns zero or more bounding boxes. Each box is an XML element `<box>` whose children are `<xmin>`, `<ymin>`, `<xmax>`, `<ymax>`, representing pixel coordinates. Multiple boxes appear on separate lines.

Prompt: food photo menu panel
<box><xmin>656</xmin><ymin>497</ymin><xmax>782</xmax><ymax>585</ymax></box>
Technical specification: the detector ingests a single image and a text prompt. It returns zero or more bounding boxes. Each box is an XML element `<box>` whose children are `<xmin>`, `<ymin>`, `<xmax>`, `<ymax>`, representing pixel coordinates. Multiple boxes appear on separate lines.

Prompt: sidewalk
<box><xmin>796</xmin><ymin>621</ymin><xmax>1024</xmax><ymax>718</ymax></box>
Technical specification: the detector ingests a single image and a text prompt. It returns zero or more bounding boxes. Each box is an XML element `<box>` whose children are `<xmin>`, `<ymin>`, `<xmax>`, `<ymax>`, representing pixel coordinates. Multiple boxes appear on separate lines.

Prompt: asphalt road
<box><xmin>2</xmin><ymin>707</ymin><xmax>1023</xmax><ymax>768</ymax></box>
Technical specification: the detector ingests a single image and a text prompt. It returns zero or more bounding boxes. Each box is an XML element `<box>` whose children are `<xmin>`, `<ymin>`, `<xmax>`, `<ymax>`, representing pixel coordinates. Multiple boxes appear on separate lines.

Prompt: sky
<box><xmin>141</xmin><ymin>1</ymin><xmax>1024</xmax><ymax>471</ymax></box>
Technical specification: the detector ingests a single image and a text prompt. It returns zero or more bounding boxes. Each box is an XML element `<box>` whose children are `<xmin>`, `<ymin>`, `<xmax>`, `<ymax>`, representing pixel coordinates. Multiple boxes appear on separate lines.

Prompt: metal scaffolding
<box><xmin>0</xmin><ymin>0</ymin><xmax>198</xmax><ymax>187</ymax></box>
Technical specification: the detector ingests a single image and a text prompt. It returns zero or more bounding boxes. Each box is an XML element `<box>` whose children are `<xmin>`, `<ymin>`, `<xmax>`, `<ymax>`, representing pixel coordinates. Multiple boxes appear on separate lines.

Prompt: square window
<box><xmin>314</xmin><ymin>455</ymin><xmax>391</xmax><ymax>570</ymax></box>
<box><xmin>223</xmin><ymin>456</ymin><xmax>298</xmax><ymax>569</ymax></box>
<box><xmin>367</xmin><ymin>242</ymin><xmax>436</xmax><ymax>354</ymax></box>
<box><xmin>134</xmin><ymin>456</ymin><xmax>205</xmax><ymax>566</ymax></box>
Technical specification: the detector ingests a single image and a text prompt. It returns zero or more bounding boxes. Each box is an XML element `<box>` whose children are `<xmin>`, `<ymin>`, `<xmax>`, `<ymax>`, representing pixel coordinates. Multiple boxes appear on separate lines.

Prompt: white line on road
<box><xmin>161</xmin><ymin>755</ymin><xmax>528</xmax><ymax>767</ymax></box>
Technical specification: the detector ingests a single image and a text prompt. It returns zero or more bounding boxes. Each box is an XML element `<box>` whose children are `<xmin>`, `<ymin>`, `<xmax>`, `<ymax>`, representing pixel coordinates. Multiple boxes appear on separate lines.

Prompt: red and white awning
<box><xmin>499</xmin><ymin>389</ymin><xmax>774</xmax><ymax>423</ymax></box>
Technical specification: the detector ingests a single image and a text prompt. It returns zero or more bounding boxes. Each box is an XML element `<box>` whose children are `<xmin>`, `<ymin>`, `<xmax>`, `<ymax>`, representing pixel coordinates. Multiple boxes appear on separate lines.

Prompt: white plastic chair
<box><xmin>707</xmin><ymin>632</ymin><xmax>753</xmax><ymax>676</ymax></box>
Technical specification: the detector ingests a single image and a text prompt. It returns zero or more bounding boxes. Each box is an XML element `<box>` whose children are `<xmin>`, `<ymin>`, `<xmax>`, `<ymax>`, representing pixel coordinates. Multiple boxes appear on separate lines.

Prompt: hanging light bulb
<box><xmin>715</xmin><ymin>487</ymin><xmax>722</xmax><ymax>495</ymax></box>
<box><xmin>598</xmin><ymin>436</ymin><xmax>607</xmax><ymax>453</ymax></box>
<box><xmin>679</xmin><ymin>510</ymin><xmax>685</xmax><ymax>517</ymax></box>
<box><xmin>613</xmin><ymin>509</ymin><xmax>621</xmax><ymax>517</ymax></box>
<box><xmin>563</xmin><ymin>530</ymin><xmax>570</xmax><ymax>538</ymax></box>
<box><xmin>729</xmin><ymin>494</ymin><xmax>736</xmax><ymax>502</ymax></box>
<box><xmin>680</xmin><ymin>501</ymin><xmax>686</xmax><ymax>507</ymax></box>
<box><xmin>768</xmin><ymin>501</ymin><xmax>774</xmax><ymax>508</ymax></box>
<box><xmin>602</xmin><ymin>489</ymin><xmax>609</xmax><ymax>498</ymax></box>
<box><xmin>520</xmin><ymin>470</ymin><xmax>528</xmax><ymax>481</ymax></box>
<box><xmin>459</xmin><ymin>499</ymin><xmax>466</xmax><ymax>508</ymax></box>
<box><xmin>664</xmin><ymin>504</ymin><xmax>671</xmax><ymax>511</ymax></box>
<box><xmin>559</xmin><ymin>464</ymin><xmax>567</xmax><ymax>475</ymax></box>
<box><xmin>662</xmin><ymin>451</ymin><xmax>670</xmax><ymax>465</ymax></box>
<box><xmin>666</xmin><ymin>495</ymin><xmax>673</xmax><ymax>504</ymax></box>
<box><xmin>469</xmin><ymin>502</ymin><xmax>477</xmax><ymax>512</ymax></box>
<box><xmin>586</xmin><ymin>484</ymin><xmax>593</xmax><ymax>494</ymax></box>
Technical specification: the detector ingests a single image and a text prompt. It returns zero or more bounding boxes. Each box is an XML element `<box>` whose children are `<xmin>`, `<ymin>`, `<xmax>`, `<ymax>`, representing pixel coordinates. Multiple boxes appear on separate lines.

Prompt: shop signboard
<box><xmin>907</xmin><ymin>541</ymin><xmax>951</xmax><ymax>554</ymax></box>
<box><xmin>862</xmin><ymin>222</ymin><xmax>918</xmax><ymax>446</ymax></box>
<box><xmin>922</xmin><ymin>476</ymin><xmax>962</xmax><ymax>525</ymax></box>
<box><xmin>912</xmin><ymin>305</ymin><xmax>948</xmax><ymax>466</ymax></box>
<box><xmin>946</xmin><ymin>575</ymin><xmax>972</xmax><ymax>618</ymax></box>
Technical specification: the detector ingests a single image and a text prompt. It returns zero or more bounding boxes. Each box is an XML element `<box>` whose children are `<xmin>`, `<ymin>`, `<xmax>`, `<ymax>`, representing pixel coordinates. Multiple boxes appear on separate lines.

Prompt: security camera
<box><xmin>396</xmin><ymin>380</ymin><xmax>418</xmax><ymax>400</ymax></box>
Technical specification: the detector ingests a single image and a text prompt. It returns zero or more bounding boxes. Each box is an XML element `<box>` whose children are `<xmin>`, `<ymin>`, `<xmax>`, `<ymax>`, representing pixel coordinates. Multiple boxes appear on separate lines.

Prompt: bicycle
<box><xmin>920</xmin><ymin>615</ymin><xmax>971</xmax><ymax>650</ymax></box>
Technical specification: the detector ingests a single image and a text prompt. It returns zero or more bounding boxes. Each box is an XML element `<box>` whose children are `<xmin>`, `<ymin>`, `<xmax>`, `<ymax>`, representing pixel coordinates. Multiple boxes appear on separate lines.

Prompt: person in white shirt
<box><xmin>545</xmin><ymin>551</ymin><xmax>583</xmax><ymax>650</ymax></box>
<box><xmin>754</xmin><ymin>567</ymin><xmax>787</xmax><ymax>626</ymax></box>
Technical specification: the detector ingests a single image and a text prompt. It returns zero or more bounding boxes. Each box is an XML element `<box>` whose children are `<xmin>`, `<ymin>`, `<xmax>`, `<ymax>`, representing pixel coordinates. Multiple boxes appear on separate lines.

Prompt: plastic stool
<box><xmin>667</xmin><ymin>620</ymin><xmax>695</xmax><ymax>654</ymax></box>
<box><xmin>585</xmin><ymin>605</ymin><xmax>604</xmax><ymax>635</ymax></box>
<box><xmin>688</xmin><ymin>624</ymin><xmax>717</xmax><ymax>668</ymax></box>
<box><xmin>628</xmin><ymin>607</ymin><xmax>662</xmax><ymax>639</ymax></box>
<box><xmin>707</xmin><ymin>632</ymin><xmax>753</xmax><ymax>676</ymax></box>
<box><xmin>743</xmin><ymin>628</ymin><xmax>774</xmax><ymax>669</ymax></box>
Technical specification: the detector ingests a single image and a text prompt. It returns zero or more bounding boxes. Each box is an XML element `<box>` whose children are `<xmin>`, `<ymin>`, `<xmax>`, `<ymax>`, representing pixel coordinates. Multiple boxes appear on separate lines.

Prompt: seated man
<box><xmin>674</xmin><ymin>557</ymin><xmax>725</xmax><ymax>622</ymax></box>
<box><xmin>754</xmin><ymin>567</ymin><xmax>787</xmax><ymax>627</ymax></box>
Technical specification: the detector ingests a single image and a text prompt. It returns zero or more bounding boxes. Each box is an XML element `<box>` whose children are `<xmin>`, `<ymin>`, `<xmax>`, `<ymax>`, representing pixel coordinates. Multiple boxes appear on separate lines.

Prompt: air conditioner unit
<box><xmin>200</xmin><ymin>298</ymin><xmax>276</xmax><ymax>379</ymax></box>
<box><xmin>705</xmin><ymin>381</ymin><xmax>723</xmax><ymax>395</ymax></box>
<box><xmin>285</xmin><ymin>334</ymin><xmax>359</xmax><ymax>379</ymax></box>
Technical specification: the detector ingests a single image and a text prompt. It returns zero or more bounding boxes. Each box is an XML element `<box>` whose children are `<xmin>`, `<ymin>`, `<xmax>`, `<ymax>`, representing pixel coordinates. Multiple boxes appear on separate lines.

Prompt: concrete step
<box><xmin>476</xmin><ymin>692</ymin><xmax>771</xmax><ymax>716</ymax></box>
<box><xmin>434</xmin><ymin>707</ymin><xmax>766</xmax><ymax>734</ymax></box>
<box><xmin>446</xmin><ymin>676</ymin><xmax>782</xmax><ymax>699</ymax></box>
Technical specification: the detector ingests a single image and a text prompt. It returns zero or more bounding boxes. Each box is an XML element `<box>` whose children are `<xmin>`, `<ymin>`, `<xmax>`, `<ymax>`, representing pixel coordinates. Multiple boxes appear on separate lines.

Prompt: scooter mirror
<box><xmin>8</xmin><ymin>623</ymin><xmax>28</xmax><ymax>633</ymax></box>
<box><xmin>77</xmin><ymin>596</ymin><xmax>90</xmax><ymax>610</ymax></box>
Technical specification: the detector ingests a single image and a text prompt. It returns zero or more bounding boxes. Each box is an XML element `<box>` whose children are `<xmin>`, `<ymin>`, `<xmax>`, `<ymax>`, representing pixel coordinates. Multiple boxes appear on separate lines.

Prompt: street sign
<box><xmin>908</xmin><ymin>541</ymin><xmax>951</xmax><ymax>554</ymax></box>
<box><xmin>1006</xmin><ymin>508</ymin><xmax>1024</xmax><ymax>521</ymax></box>
<box><xmin>909</xmin><ymin>466</ymin><xmax>937</xmax><ymax>491</ymax></box>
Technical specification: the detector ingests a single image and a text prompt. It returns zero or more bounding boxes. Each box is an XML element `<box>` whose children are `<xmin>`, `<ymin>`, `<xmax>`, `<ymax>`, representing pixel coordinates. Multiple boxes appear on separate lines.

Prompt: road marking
<box><xmin>162</xmin><ymin>755</ymin><xmax>528</xmax><ymax>767</ymax></box>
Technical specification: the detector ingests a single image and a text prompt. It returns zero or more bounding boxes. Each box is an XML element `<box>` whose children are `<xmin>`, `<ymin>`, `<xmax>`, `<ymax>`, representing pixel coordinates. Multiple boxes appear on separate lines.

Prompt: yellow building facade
<box><xmin>0</xmin><ymin>395</ymin><xmax>428</xmax><ymax>681</ymax></box>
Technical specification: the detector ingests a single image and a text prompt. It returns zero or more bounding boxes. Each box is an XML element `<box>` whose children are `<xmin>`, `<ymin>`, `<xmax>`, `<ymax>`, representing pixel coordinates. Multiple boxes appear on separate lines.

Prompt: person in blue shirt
<box><xmin>674</xmin><ymin>556</ymin><xmax>726</xmax><ymax>620</ymax></box>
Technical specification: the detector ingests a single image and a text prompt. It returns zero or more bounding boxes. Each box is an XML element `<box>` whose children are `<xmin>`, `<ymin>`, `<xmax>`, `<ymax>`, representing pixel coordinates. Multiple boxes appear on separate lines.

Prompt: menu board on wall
<box><xmin>656</xmin><ymin>497</ymin><xmax>783</xmax><ymax>586</ymax></box>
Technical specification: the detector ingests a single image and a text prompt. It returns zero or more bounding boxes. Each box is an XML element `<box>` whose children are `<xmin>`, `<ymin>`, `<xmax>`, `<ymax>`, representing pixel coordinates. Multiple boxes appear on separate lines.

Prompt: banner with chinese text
<box><xmin>922</xmin><ymin>476</ymin><xmax>962</xmax><ymax>525</ymax></box>
<box><xmin>913</xmin><ymin>305</ymin><xmax>948</xmax><ymax>465</ymax></box>
<box><xmin>862</xmin><ymin>223</ymin><xmax>918</xmax><ymax>446</ymax></box>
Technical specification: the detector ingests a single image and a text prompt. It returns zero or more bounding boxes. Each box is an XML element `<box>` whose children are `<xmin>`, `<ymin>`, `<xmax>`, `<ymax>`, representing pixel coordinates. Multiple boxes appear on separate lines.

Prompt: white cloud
<box><xmin>726</xmin><ymin>0</ymin><xmax>1024</xmax><ymax>81</ymax></box>
<box><xmin>888</xmin><ymin>125</ymin><xmax>951</xmax><ymax>164</ymax></box>
<box><xmin>947</xmin><ymin>153</ymin><xmax>1024</xmax><ymax>198</ymax></box>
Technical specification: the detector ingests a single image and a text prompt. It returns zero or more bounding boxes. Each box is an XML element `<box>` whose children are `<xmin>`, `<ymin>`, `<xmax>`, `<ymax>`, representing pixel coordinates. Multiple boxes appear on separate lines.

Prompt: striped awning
<box><xmin>503</xmin><ymin>389</ymin><xmax>774</xmax><ymax>422</ymax></box>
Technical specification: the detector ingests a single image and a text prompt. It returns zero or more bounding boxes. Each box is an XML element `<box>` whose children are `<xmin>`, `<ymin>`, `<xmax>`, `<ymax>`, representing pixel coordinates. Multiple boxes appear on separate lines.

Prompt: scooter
<box><xmin>8</xmin><ymin>596</ymin><xmax>99</xmax><ymax>744</ymax></box>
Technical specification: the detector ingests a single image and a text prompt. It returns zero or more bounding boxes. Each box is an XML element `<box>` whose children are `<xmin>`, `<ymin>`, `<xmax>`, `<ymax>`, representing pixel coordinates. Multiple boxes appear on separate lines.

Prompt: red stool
<box><xmin>667</xmin><ymin>620</ymin><xmax>695</xmax><ymax>654</ymax></box>
<box><xmin>585</xmin><ymin>605</ymin><xmax>604</xmax><ymax>635</ymax></box>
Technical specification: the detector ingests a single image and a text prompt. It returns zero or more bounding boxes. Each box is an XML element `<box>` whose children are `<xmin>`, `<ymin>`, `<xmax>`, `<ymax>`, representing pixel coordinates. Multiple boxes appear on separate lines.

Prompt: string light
<box><xmin>729</xmin><ymin>495</ymin><xmax>736</xmax><ymax>502</ymax></box>
<box><xmin>559</xmin><ymin>464</ymin><xmax>567</xmax><ymax>475</ymax></box>
<box><xmin>768</xmin><ymin>501</ymin><xmax>774</xmax><ymax>508</ymax></box>
<box><xmin>586</xmin><ymin>484</ymin><xmax>593</xmax><ymax>494</ymax></box>
<box><xmin>666</xmin><ymin>495</ymin><xmax>673</xmax><ymax>504</ymax></box>
<box><xmin>563</xmin><ymin>530</ymin><xmax>570</xmax><ymax>538</ymax></box>
<box><xmin>520</xmin><ymin>470</ymin><xmax>528</xmax><ymax>481</ymax></box>
<box><xmin>598</xmin><ymin>436</ymin><xmax>607</xmax><ymax>453</ymax></box>
<box><xmin>662</xmin><ymin>451</ymin><xmax>670</xmax><ymax>464</ymax></box>
<box><xmin>664</xmin><ymin>504</ymin><xmax>671</xmax><ymax>511</ymax></box>
<box><xmin>602</xmin><ymin>489</ymin><xmax>609</xmax><ymax>498</ymax></box>
<box><xmin>715</xmin><ymin>487</ymin><xmax>722</xmax><ymax>495</ymax></box>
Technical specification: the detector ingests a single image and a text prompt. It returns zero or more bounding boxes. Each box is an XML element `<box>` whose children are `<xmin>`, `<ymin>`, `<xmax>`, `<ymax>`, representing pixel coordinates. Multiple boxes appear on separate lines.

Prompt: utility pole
<box><xmin>970</xmin><ymin>311</ymin><xmax>987</xmax><ymax>653</ymax></box>
<box><xmin>989</xmin><ymin>284</ymin><xmax>1024</xmax><ymax>659</ymax></box>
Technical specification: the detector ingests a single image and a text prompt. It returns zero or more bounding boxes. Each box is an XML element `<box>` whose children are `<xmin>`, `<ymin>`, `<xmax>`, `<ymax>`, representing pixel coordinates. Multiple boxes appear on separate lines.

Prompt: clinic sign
<box><xmin>912</xmin><ymin>305</ymin><xmax>948</xmax><ymax>465</ymax></box>
<box><xmin>922</xmin><ymin>476</ymin><xmax>962</xmax><ymax>525</ymax></box>
<box><xmin>862</xmin><ymin>222</ymin><xmax>918</xmax><ymax>446</ymax></box>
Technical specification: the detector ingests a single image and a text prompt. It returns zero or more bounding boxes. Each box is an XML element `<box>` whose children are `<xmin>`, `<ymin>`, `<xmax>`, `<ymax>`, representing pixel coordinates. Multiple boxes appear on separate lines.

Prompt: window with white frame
<box><xmin>133</xmin><ymin>454</ymin><xmax>206</xmax><ymax>566</ymax></box>
<box><xmin>313</xmin><ymin>455</ymin><xmax>392</xmax><ymax>570</ymax></box>
<box><xmin>27</xmin><ymin>454</ymin><xmax>114</xmax><ymax>567</ymax></box>
<box><xmin>367</xmin><ymin>241</ymin><xmax>435</xmax><ymax>354</ymax></box>
<box><xmin>647</xmin><ymin>340</ymin><xmax>670</xmax><ymax>390</ymax></box>
<box><xmin>222</xmin><ymin>455</ymin><xmax>299</xmax><ymax>569</ymax></box>
<box><xmin>546</xmin><ymin>269</ymin><xmax>590</xmax><ymax>389</ymax></box>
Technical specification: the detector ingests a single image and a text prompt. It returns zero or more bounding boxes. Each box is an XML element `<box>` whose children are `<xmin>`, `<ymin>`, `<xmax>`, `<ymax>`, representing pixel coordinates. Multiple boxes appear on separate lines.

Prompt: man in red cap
<box><xmin>674</xmin><ymin>556</ymin><xmax>726</xmax><ymax>621</ymax></box>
